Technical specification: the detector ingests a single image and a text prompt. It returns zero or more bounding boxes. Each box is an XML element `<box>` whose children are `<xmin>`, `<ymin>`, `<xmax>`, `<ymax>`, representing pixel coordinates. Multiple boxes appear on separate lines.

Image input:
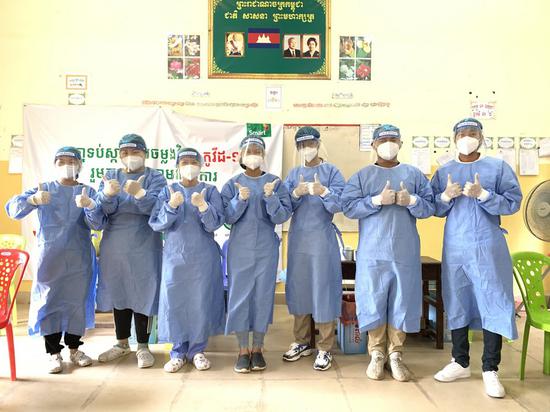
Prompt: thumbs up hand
<box><xmin>103</xmin><ymin>176</ymin><xmax>121</xmax><ymax>198</ymax></box>
<box><xmin>191</xmin><ymin>188</ymin><xmax>209</xmax><ymax>212</ymax></box>
<box><xmin>124</xmin><ymin>175</ymin><xmax>146</xmax><ymax>199</ymax></box>
<box><xmin>396</xmin><ymin>181</ymin><xmax>412</xmax><ymax>206</ymax></box>
<box><xmin>372</xmin><ymin>180</ymin><xmax>396</xmax><ymax>206</ymax></box>
<box><xmin>168</xmin><ymin>186</ymin><xmax>184</xmax><ymax>209</ymax></box>
<box><xmin>292</xmin><ymin>174</ymin><xmax>309</xmax><ymax>198</ymax></box>
<box><xmin>234</xmin><ymin>182</ymin><xmax>250</xmax><ymax>201</ymax></box>
<box><xmin>443</xmin><ymin>174</ymin><xmax>462</xmax><ymax>201</ymax></box>
<box><xmin>308</xmin><ymin>173</ymin><xmax>328</xmax><ymax>197</ymax></box>
<box><xmin>75</xmin><ymin>186</ymin><xmax>95</xmax><ymax>209</ymax></box>
<box><xmin>463</xmin><ymin>173</ymin><xmax>483</xmax><ymax>198</ymax></box>
<box><xmin>263</xmin><ymin>178</ymin><xmax>280</xmax><ymax>197</ymax></box>
<box><xmin>28</xmin><ymin>183</ymin><xmax>51</xmax><ymax>205</ymax></box>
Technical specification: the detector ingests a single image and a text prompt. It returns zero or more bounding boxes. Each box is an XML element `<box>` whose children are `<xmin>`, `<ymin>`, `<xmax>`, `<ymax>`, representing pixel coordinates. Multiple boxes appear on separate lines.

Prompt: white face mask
<box><xmin>300</xmin><ymin>147</ymin><xmax>318</xmax><ymax>163</ymax></box>
<box><xmin>242</xmin><ymin>155</ymin><xmax>263</xmax><ymax>170</ymax></box>
<box><xmin>179</xmin><ymin>165</ymin><xmax>200</xmax><ymax>180</ymax></box>
<box><xmin>376</xmin><ymin>141</ymin><xmax>400</xmax><ymax>161</ymax></box>
<box><xmin>56</xmin><ymin>165</ymin><xmax>79</xmax><ymax>180</ymax></box>
<box><xmin>122</xmin><ymin>155</ymin><xmax>145</xmax><ymax>172</ymax></box>
<box><xmin>456</xmin><ymin>136</ymin><xmax>480</xmax><ymax>155</ymax></box>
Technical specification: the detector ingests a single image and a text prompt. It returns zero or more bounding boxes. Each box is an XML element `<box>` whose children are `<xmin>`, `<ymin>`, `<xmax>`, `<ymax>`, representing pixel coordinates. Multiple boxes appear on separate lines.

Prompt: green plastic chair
<box><xmin>511</xmin><ymin>251</ymin><xmax>550</xmax><ymax>379</ymax></box>
<box><xmin>0</xmin><ymin>234</ymin><xmax>26</xmax><ymax>326</ymax></box>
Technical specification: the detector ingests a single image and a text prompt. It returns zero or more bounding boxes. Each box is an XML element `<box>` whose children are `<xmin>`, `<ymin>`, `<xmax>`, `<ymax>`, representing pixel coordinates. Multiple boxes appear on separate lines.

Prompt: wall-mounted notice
<box><xmin>471</xmin><ymin>100</ymin><xmax>496</xmax><ymax>119</ymax></box>
<box><xmin>66</xmin><ymin>75</ymin><xmax>87</xmax><ymax>90</ymax></box>
<box><xmin>411</xmin><ymin>136</ymin><xmax>431</xmax><ymax>174</ymax></box>
<box><xmin>539</xmin><ymin>137</ymin><xmax>550</xmax><ymax>157</ymax></box>
<box><xmin>359</xmin><ymin>124</ymin><xmax>379</xmax><ymax>151</ymax></box>
<box><xmin>8</xmin><ymin>134</ymin><xmax>23</xmax><ymax>174</ymax></box>
<box><xmin>265</xmin><ymin>86</ymin><xmax>283</xmax><ymax>110</ymax></box>
<box><xmin>519</xmin><ymin>137</ymin><xmax>539</xmax><ymax>176</ymax></box>
<box><xmin>433</xmin><ymin>136</ymin><xmax>454</xmax><ymax>165</ymax></box>
<box><xmin>496</xmin><ymin>137</ymin><xmax>516</xmax><ymax>170</ymax></box>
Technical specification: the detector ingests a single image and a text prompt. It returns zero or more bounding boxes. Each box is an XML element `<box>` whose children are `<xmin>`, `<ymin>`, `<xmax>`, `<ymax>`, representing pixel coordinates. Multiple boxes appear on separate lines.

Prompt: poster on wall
<box><xmin>209</xmin><ymin>0</ymin><xmax>330</xmax><ymax>79</ymax></box>
<box><xmin>168</xmin><ymin>34</ymin><xmax>201</xmax><ymax>79</ymax></box>
<box><xmin>339</xmin><ymin>36</ymin><xmax>372</xmax><ymax>81</ymax></box>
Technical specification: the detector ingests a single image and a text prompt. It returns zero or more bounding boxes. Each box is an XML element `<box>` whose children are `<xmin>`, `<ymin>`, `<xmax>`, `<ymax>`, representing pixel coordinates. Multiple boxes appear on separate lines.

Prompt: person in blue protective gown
<box><xmin>5</xmin><ymin>146</ymin><xmax>100</xmax><ymax>374</ymax></box>
<box><xmin>341</xmin><ymin>124</ymin><xmax>434</xmax><ymax>382</ymax></box>
<box><xmin>221</xmin><ymin>135</ymin><xmax>292</xmax><ymax>373</ymax></box>
<box><xmin>149</xmin><ymin>148</ymin><xmax>225</xmax><ymax>373</ymax></box>
<box><xmin>281</xmin><ymin>126</ymin><xmax>346</xmax><ymax>371</ymax></box>
<box><xmin>431</xmin><ymin>118</ymin><xmax>522</xmax><ymax>399</ymax></box>
<box><xmin>91</xmin><ymin>134</ymin><xmax>166</xmax><ymax>369</ymax></box>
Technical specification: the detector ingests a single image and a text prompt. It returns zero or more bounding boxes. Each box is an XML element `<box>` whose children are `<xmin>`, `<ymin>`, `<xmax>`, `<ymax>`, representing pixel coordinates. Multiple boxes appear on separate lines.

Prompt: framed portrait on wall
<box><xmin>209</xmin><ymin>0</ymin><xmax>330</xmax><ymax>79</ymax></box>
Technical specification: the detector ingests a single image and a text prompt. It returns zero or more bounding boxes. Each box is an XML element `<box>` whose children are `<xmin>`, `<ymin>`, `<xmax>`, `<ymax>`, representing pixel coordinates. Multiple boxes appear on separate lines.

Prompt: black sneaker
<box><xmin>282</xmin><ymin>342</ymin><xmax>314</xmax><ymax>362</ymax></box>
<box><xmin>234</xmin><ymin>354</ymin><xmax>251</xmax><ymax>373</ymax></box>
<box><xmin>250</xmin><ymin>351</ymin><xmax>267</xmax><ymax>371</ymax></box>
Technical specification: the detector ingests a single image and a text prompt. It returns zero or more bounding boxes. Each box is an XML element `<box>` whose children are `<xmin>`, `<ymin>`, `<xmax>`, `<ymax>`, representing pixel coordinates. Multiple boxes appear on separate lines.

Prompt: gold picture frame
<box><xmin>208</xmin><ymin>0</ymin><xmax>331</xmax><ymax>80</ymax></box>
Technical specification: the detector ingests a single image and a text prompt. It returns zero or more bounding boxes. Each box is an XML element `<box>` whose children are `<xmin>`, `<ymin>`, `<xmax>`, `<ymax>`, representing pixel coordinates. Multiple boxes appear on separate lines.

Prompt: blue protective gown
<box><xmin>284</xmin><ymin>162</ymin><xmax>345</xmax><ymax>323</ymax></box>
<box><xmin>342</xmin><ymin>163</ymin><xmax>434</xmax><ymax>333</ymax></box>
<box><xmin>221</xmin><ymin>172</ymin><xmax>292</xmax><ymax>334</ymax></box>
<box><xmin>431</xmin><ymin>156</ymin><xmax>522</xmax><ymax>339</ymax></box>
<box><xmin>91</xmin><ymin>167</ymin><xmax>166</xmax><ymax>316</ymax></box>
<box><xmin>5</xmin><ymin>182</ymin><xmax>99</xmax><ymax>336</ymax></box>
<box><xmin>149</xmin><ymin>182</ymin><xmax>225</xmax><ymax>345</ymax></box>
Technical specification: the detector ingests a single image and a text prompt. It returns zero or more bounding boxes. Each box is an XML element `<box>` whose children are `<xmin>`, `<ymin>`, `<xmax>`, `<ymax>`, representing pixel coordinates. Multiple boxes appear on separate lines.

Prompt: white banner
<box><xmin>21</xmin><ymin>105</ymin><xmax>283</xmax><ymax>277</ymax></box>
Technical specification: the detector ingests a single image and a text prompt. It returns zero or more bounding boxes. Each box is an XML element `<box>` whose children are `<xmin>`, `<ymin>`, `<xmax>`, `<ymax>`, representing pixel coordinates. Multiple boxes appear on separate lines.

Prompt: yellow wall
<box><xmin>1</xmin><ymin>0</ymin><xmax>549</xmax><ymax>263</ymax></box>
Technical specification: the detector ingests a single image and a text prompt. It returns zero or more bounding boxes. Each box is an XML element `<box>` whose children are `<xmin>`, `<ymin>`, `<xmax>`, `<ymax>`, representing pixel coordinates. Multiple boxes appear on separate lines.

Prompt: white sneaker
<box><xmin>434</xmin><ymin>360</ymin><xmax>471</xmax><ymax>382</ymax></box>
<box><xmin>313</xmin><ymin>350</ymin><xmax>332</xmax><ymax>371</ymax></box>
<box><xmin>136</xmin><ymin>347</ymin><xmax>155</xmax><ymax>368</ymax></box>
<box><xmin>387</xmin><ymin>352</ymin><xmax>412</xmax><ymax>382</ymax></box>
<box><xmin>282</xmin><ymin>342</ymin><xmax>314</xmax><ymax>362</ymax></box>
<box><xmin>70</xmin><ymin>350</ymin><xmax>92</xmax><ymax>367</ymax></box>
<box><xmin>48</xmin><ymin>353</ymin><xmax>63</xmax><ymax>374</ymax></box>
<box><xmin>192</xmin><ymin>353</ymin><xmax>211</xmax><ymax>371</ymax></box>
<box><xmin>164</xmin><ymin>358</ymin><xmax>186</xmax><ymax>373</ymax></box>
<box><xmin>98</xmin><ymin>344</ymin><xmax>131</xmax><ymax>363</ymax></box>
<box><xmin>482</xmin><ymin>371</ymin><xmax>506</xmax><ymax>398</ymax></box>
<box><xmin>366</xmin><ymin>350</ymin><xmax>385</xmax><ymax>380</ymax></box>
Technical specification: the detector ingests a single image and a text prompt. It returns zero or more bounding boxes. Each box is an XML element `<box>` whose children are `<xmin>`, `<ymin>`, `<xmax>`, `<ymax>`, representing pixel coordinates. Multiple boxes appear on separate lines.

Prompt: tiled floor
<box><xmin>0</xmin><ymin>305</ymin><xmax>549</xmax><ymax>412</ymax></box>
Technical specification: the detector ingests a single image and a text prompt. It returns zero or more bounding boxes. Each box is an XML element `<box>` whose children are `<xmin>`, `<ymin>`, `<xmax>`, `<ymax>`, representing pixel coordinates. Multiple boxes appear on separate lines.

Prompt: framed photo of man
<box><xmin>225</xmin><ymin>32</ymin><xmax>245</xmax><ymax>57</ymax></box>
<box><xmin>283</xmin><ymin>35</ymin><xmax>302</xmax><ymax>58</ymax></box>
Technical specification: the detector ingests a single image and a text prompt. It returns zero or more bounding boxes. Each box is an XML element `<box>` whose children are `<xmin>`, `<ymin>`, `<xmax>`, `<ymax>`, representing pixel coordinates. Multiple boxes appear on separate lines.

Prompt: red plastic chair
<box><xmin>0</xmin><ymin>249</ymin><xmax>29</xmax><ymax>381</ymax></box>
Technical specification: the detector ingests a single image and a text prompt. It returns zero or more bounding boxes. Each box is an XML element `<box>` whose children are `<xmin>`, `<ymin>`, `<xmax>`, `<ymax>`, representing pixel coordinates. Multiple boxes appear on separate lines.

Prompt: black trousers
<box><xmin>44</xmin><ymin>332</ymin><xmax>83</xmax><ymax>354</ymax></box>
<box><xmin>451</xmin><ymin>326</ymin><xmax>502</xmax><ymax>372</ymax></box>
<box><xmin>113</xmin><ymin>308</ymin><xmax>151</xmax><ymax>344</ymax></box>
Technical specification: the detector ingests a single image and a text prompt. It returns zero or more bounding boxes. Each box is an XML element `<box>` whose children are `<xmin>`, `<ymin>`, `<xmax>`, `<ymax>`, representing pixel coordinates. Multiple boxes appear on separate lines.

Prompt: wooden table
<box><xmin>310</xmin><ymin>256</ymin><xmax>445</xmax><ymax>349</ymax></box>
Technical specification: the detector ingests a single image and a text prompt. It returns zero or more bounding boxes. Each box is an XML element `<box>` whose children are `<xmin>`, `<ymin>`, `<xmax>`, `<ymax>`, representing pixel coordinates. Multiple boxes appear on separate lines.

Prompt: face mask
<box><xmin>122</xmin><ymin>155</ymin><xmax>144</xmax><ymax>172</ymax></box>
<box><xmin>376</xmin><ymin>141</ymin><xmax>400</xmax><ymax>161</ymax></box>
<box><xmin>300</xmin><ymin>147</ymin><xmax>318</xmax><ymax>163</ymax></box>
<box><xmin>242</xmin><ymin>155</ymin><xmax>263</xmax><ymax>170</ymax></box>
<box><xmin>456</xmin><ymin>136</ymin><xmax>480</xmax><ymax>155</ymax></box>
<box><xmin>179</xmin><ymin>165</ymin><xmax>200</xmax><ymax>180</ymax></box>
<box><xmin>56</xmin><ymin>165</ymin><xmax>79</xmax><ymax>180</ymax></box>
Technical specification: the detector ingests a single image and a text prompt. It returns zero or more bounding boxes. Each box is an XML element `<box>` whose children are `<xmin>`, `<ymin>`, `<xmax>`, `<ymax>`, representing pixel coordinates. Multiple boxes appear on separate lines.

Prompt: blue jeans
<box><xmin>451</xmin><ymin>326</ymin><xmax>502</xmax><ymax>372</ymax></box>
<box><xmin>170</xmin><ymin>340</ymin><xmax>208</xmax><ymax>361</ymax></box>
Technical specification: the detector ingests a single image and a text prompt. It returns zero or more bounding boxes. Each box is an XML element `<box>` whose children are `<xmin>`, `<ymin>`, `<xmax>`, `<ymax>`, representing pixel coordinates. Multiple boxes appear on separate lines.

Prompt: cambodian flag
<box><xmin>248</xmin><ymin>28</ymin><xmax>280</xmax><ymax>48</ymax></box>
